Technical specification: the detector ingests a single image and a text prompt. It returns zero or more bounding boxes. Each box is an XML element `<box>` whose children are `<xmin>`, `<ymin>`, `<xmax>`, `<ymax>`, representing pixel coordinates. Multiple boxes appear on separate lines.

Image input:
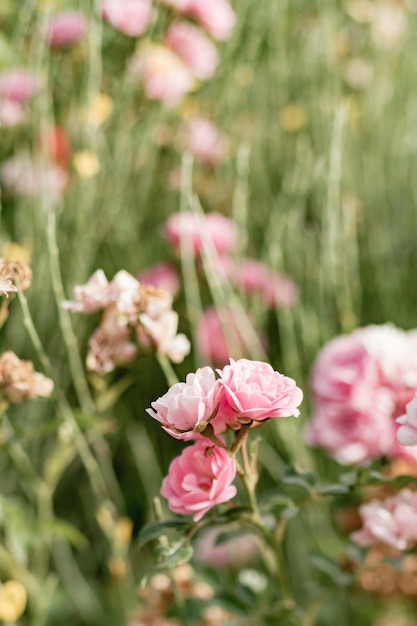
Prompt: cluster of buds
<box><xmin>63</xmin><ymin>269</ymin><xmax>190</xmax><ymax>375</ymax></box>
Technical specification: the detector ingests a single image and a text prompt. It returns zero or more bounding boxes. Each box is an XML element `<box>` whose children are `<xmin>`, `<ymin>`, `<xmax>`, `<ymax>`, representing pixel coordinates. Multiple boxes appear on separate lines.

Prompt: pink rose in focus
<box><xmin>0</xmin><ymin>68</ymin><xmax>39</xmax><ymax>103</ymax></box>
<box><xmin>217</xmin><ymin>358</ymin><xmax>303</xmax><ymax>424</ymax></box>
<box><xmin>182</xmin><ymin>116</ymin><xmax>229</xmax><ymax>165</ymax></box>
<box><xmin>165</xmin><ymin>211</ymin><xmax>237</xmax><ymax>256</ymax></box>
<box><xmin>165</xmin><ymin>22</ymin><xmax>219</xmax><ymax>80</ymax></box>
<box><xmin>146</xmin><ymin>366</ymin><xmax>221</xmax><ymax>439</ymax></box>
<box><xmin>138</xmin><ymin>262</ymin><xmax>180</xmax><ymax>297</ymax></box>
<box><xmin>47</xmin><ymin>11</ymin><xmax>87</xmax><ymax>48</ymax></box>
<box><xmin>101</xmin><ymin>0</ymin><xmax>152</xmax><ymax>36</ymax></box>
<box><xmin>160</xmin><ymin>441</ymin><xmax>237</xmax><ymax>521</ymax></box>
<box><xmin>397</xmin><ymin>395</ymin><xmax>417</xmax><ymax>446</ymax></box>
<box><xmin>187</xmin><ymin>0</ymin><xmax>236</xmax><ymax>40</ymax></box>
<box><xmin>351</xmin><ymin>489</ymin><xmax>417</xmax><ymax>551</ymax></box>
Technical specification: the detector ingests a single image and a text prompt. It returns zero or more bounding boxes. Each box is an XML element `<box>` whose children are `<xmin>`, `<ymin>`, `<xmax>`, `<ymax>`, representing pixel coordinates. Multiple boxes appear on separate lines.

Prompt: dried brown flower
<box><xmin>0</xmin><ymin>351</ymin><xmax>53</xmax><ymax>403</ymax></box>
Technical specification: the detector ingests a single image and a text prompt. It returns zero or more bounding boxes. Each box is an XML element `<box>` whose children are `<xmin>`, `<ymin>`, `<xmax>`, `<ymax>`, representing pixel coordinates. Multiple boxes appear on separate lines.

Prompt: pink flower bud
<box><xmin>160</xmin><ymin>441</ymin><xmax>237</xmax><ymax>521</ymax></box>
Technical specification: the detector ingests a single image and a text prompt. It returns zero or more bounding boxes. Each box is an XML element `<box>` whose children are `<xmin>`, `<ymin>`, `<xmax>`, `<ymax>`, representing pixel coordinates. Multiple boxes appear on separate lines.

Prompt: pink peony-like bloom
<box><xmin>397</xmin><ymin>395</ymin><xmax>417</xmax><ymax>446</ymax></box>
<box><xmin>0</xmin><ymin>68</ymin><xmax>39</xmax><ymax>103</ymax></box>
<box><xmin>186</xmin><ymin>0</ymin><xmax>236</xmax><ymax>41</ymax></box>
<box><xmin>138</xmin><ymin>262</ymin><xmax>180</xmax><ymax>297</ymax></box>
<box><xmin>182</xmin><ymin>116</ymin><xmax>229</xmax><ymax>165</ymax></box>
<box><xmin>47</xmin><ymin>11</ymin><xmax>87</xmax><ymax>48</ymax></box>
<box><xmin>165</xmin><ymin>211</ymin><xmax>237</xmax><ymax>256</ymax></box>
<box><xmin>146</xmin><ymin>366</ymin><xmax>221</xmax><ymax>439</ymax></box>
<box><xmin>216</xmin><ymin>358</ymin><xmax>303</xmax><ymax>425</ymax></box>
<box><xmin>101</xmin><ymin>0</ymin><xmax>152</xmax><ymax>37</ymax></box>
<box><xmin>351</xmin><ymin>489</ymin><xmax>417</xmax><ymax>551</ymax></box>
<box><xmin>160</xmin><ymin>441</ymin><xmax>237</xmax><ymax>521</ymax></box>
<box><xmin>132</xmin><ymin>45</ymin><xmax>195</xmax><ymax>105</ymax></box>
<box><xmin>165</xmin><ymin>22</ymin><xmax>219</xmax><ymax>80</ymax></box>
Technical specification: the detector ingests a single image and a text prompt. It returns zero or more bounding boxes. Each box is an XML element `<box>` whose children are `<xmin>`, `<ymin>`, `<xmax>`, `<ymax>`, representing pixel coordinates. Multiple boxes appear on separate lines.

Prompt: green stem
<box><xmin>156</xmin><ymin>352</ymin><xmax>180</xmax><ymax>387</ymax></box>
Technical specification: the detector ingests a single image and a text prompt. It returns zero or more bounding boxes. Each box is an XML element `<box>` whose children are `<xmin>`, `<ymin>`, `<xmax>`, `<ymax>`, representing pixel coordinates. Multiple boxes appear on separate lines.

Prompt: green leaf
<box><xmin>309</xmin><ymin>552</ymin><xmax>354</xmax><ymax>587</ymax></box>
<box><xmin>317</xmin><ymin>484</ymin><xmax>351</xmax><ymax>496</ymax></box>
<box><xmin>154</xmin><ymin>539</ymin><xmax>193</xmax><ymax>570</ymax></box>
<box><xmin>137</xmin><ymin>519</ymin><xmax>190</xmax><ymax>548</ymax></box>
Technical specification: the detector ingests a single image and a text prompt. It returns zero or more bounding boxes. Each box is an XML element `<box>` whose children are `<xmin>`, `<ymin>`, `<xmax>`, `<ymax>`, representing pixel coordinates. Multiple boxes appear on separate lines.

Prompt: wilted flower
<box><xmin>62</xmin><ymin>269</ymin><xmax>114</xmax><ymax>313</ymax></box>
<box><xmin>0</xmin><ymin>258</ymin><xmax>32</xmax><ymax>291</ymax></box>
<box><xmin>86</xmin><ymin>324</ymin><xmax>137</xmax><ymax>375</ymax></box>
<box><xmin>160</xmin><ymin>440</ymin><xmax>237</xmax><ymax>521</ymax></box>
<box><xmin>0</xmin><ymin>351</ymin><xmax>53</xmax><ymax>403</ymax></box>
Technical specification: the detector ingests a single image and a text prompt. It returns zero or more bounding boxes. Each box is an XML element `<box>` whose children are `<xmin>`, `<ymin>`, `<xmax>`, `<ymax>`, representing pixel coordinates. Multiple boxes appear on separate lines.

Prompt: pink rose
<box><xmin>216</xmin><ymin>358</ymin><xmax>303</xmax><ymax>424</ymax></box>
<box><xmin>146</xmin><ymin>366</ymin><xmax>221</xmax><ymax>439</ymax></box>
<box><xmin>351</xmin><ymin>489</ymin><xmax>417</xmax><ymax>551</ymax></box>
<box><xmin>0</xmin><ymin>68</ymin><xmax>39</xmax><ymax>103</ymax></box>
<box><xmin>187</xmin><ymin>0</ymin><xmax>236</xmax><ymax>40</ymax></box>
<box><xmin>160</xmin><ymin>441</ymin><xmax>237</xmax><ymax>521</ymax></box>
<box><xmin>101</xmin><ymin>0</ymin><xmax>152</xmax><ymax>37</ymax></box>
<box><xmin>397</xmin><ymin>395</ymin><xmax>417</xmax><ymax>446</ymax></box>
<box><xmin>181</xmin><ymin>116</ymin><xmax>229</xmax><ymax>165</ymax></box>
<box><xmin>47</xmin><ymin>11</ymin><xmax>87</xmax><ymax>48</ymax></box>
<box><xmin>165</xmin><ymin>22</ymin><xmax>219</xmax><ymax>80</ymax></box>
<box><xmin>164</xmin><ymin>211</ymin><xmax>237</xmax><ymax>256</ymax></box>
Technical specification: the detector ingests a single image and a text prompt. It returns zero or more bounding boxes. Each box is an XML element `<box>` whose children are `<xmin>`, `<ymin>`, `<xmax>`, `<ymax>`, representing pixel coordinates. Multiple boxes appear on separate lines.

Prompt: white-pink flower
<box><xmin>0</xmin><ymin>68</ymin><xmax>39</xmax><ymax>103</ymax></box>
<box><xmin>62</xmin><ymin>269</ymin><xmax>114</xmax><ymax>313</ymax></box>
<box><xmin>186</xmin><ymin>0</ymin><xmax>236</xmax><ymax>40</ymax></box>
<box><xmin>146</xmin><ymin>366</ymin><xmax>220</xmax><ymax>439</ymax></box>
<box><xmin>160</xmin><ymin>441</ymin><xmax>237</xmax><ymax>521</ymax></box>
<box><xmin>47</xmin><ymin>11</ymin><xmax>87</xmax><ymax>48</ymax></box>
<box><xmin>139</xmin><ymin>309</ymin><xmax>190</xmax><ymax>363</ymax></box>
<box><xmin>137</xmin><ymin>262</ymin><xmax>180</xmax><ymax>297</ymax></box>
<box><xmin>216</xmin><ymin>358</ymin><xmax>303</xmax><ymax>424</ymax></box>
<box><xmin>101</xmin><ymin>0</ymin><xmax>152</xmax><ymax>37</ymax></box>
<box><xmin>165</xmin><ymin>22</ymin><xmax>219</xmax><ymax>80</ymax></box>
<box><xmin>164</xmin><ymin>211</ymin><xmax>237</xmax><ymax>256</ymax></box>
<box><xmin>351</xmin><ymin>489</ymin><xmax>417</xmax><ymax>551</ymax></box>
<box><xmin>397</xmin><ymin>395</ymin><xmax>417</xmax><ymax>446</ymax></box>
<box><xmin>182</xmin><ymin>116</ymin><xmax>229</xmax><ymax>165</ymax></box>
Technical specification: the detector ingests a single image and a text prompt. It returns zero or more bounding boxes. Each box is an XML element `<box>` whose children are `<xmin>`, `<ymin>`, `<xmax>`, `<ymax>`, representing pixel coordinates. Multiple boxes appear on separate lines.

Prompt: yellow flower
<box><xmin>0</xmin><ymin>580</ymin><xmax>27</xmax><ymax>622</ymax></box>
<box><xmin>73</xmin><ymin>150</ymin><xmax>100</xmax><ymax>178</ymax></box>
<box><xmin>278</xmin><ymin>104</ymin><xmax>307</xmax><ymax>132</ymax></box>
<box><xmin>85</xmin><ymin>93</ymin><xmax>113</xmax><ymax>127</ymax></box>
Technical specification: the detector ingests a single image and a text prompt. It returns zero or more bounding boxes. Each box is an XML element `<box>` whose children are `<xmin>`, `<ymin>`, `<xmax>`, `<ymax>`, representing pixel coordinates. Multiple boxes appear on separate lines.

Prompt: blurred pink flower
<box><xmin>47</xmin><ymin>11</ymin><xmax>87</xmax><ymax>48</ymax></box>
<box><xmin>194</xmin><ymin>525</ymin><xmax>259</xmax><ymax>567</ymax></box>
<box><xmin>165</xmin><ymin>22</ymin><xmax>219</xmax><ymax>80</ymax></box>
<box><xmin>62</xmin><ymin>270</ymin><xmax>114</xmax><ymax>313</ymax></box>
<box><xmin>0</xmin><ymin>278</ymin><xmax>18</xmax><ymax>297</ymax></box>
<box><xmin>137</xmin><ymin>262</ymin><xmax>180</xmax><ymax>297</ymax></box>
<box><xmin>164</xmin><ymin>211</ymin><xmax>237</xmax><ymax>256</ymax></box>
<box><xmin>101</xmin><ymin>0</ymin><xmax>152</xmax><ymax>37</ymax></box>
<box><xmin>351</xmin><ymin>489</ymin><xmax>417</xmax><ymax>551</ymax></box>
<box><xmin>146</xmin><ymin>366</ymin><xmax>220</xmax><ymax>439</ymax></box>
<box><xmin>139</xmin><ymin>309</ymin><xmax>190</xmax><ymax>362</ymax></box>
<box><xmin>0</xmin><ymin>154</ymin><xmax>67</xmax><ymax>199</ymax></box>
<box><xmin>186</xmin><ymin>0</ymin><xmax>236</xmax><ymax>40</ymax></box>
<box><xmin>160</xmin><ymin>441</ymin><xmax>237</xmax><ymax>521</ymax></box>
<box><xmin>196</xmin><ymin>306</ymin><xmax>253</xmax><ymax>367</ymax></box>
<box><xmin>87</xmin><ymin>325</ymin><xmax>137</xmax><ymax>375</ymax></box>
<box><xmin>182</xmin><ymin>116</ymin><xmax>229</xmax><ymax>165</ymax></box>
<box><xmin>233</xmin><ymin>258</ymin><xmax>298</xmax><ymax>309</ymax></box>
<box><xmin>217</xmin><ymin>358</ymin><xmax>303</xmax><ymax>426</ymax></box>
<box><xmin>0</xmin><ymin>100</ymin><xmax>25</xmax><ymax>127</ymax></box>
<box><xmin>132</xmin><ymin>45</ymin><xmax>195</xmax><ymax>105</ymax></box>
<box><xmin>0</xmin><ymin>68</ymin><xmax>39</xmax><ymax>103</ymax></box>
<box><xmin>397</xmin><ymin>395</ymin><xmax>417</xmax><ymax>446</ymax></box>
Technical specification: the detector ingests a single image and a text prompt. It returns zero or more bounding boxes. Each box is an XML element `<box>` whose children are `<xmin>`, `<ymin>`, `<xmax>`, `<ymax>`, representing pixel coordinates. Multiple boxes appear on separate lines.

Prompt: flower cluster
<box><xmin>63</xmin><ymin>269</ymin><xmax>190</xmax><ymax>374</ymax></box>
<box><xmin>0</xmin><ymin>258</ymin><xmax>32</xmax><ymax>295</ymax></box>
<box><xmin>351</xmin><ymin>489</ymin><xmax>417</xmax><ymax>551</ymax></box>
<box><xmin>147</xmin><ymin>358</ymin><xmax>303</xmax><ymax>520</ymax></box>
<box><xmin>0</xmin><ymin>351</ymin><xmax>53</xmax><ymax>403</ymax></box>
<box><xmin>305</xmin><ymin>324</ymin><xmax>417</xmax><ymax>465</ymax></box>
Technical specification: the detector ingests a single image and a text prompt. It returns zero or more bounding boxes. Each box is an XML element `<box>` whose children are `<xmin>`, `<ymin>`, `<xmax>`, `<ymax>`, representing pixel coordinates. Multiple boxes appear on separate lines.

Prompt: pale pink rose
<box><xmin>62</xmin><ymin>269</ymin><xmax>114</xmax><ymax>313</ymax></box>
<box><xmin>132</xmin><ymin>45</ymin><xmax>195</xmax><ymax>105</ymax></box>
<box><xmin>146</xmin><ymin>366</ymin><xmax>221</xmax><ymax>438</ymax></box>
<box><xmin>233</xmin><ymin>258</ymin><xmax>298</xmax><ymax>310</ymax></box>
<box><xmin>165</xmin><ymin>22</ymin><xmax>219</xmax><ymax>80</ymax></box>
<box><xmin>165</xmin><ymin>211</ymin><xmax>237</xmax><ymax>256</ymax></box>
<box><xmin>217</xmin><ymin>358</ymin><xmax>303</xmax><ymax>424</ymax></box>
<box><xmin>137</xmin><ymin>262</ymin><xmax>180</xmax><ymax>297</ymax></box>
<box><xmin>397</xmin><ymin>395</ymin><xmax>417</xmax><ymax>446</ymax></box>
<box><xmin>47</xmin><ymin>11</ymin><xmax>87</xmax><ymax>48</ymax></box>
<box><xmin>0</xmin><ymin>154</ymin><xmax>67</xmax><ymax>199</ymax></box>
<box><xmin>160</xmin><ymin>441</ymin><xmax>237</xmax><ymax>521</ymax></box>
<box><xmin>304</xmin><ymin>394</ymin><xmax>395</xmax><ymax>465</ymax></box>
<box><xmin>351</xmin><ymin>489</ymin><xmax>417</xmax><ymax>551</ymax></box>
<box><xmin>182</xmin><ymin>116</ymin><xmax>229</xmax><ymax>165</ymax></box>
<box><xmin>196</xmin><ymin>306</ymin><xmax>252</xmax><ymax>367</ymax></box>
<box><xmin>101</xmin><ymin>0</ymin><xmax>152</xmax><ymax>37</ymax></box>
<box><xmin>139</xmin><ymin>310</ymin><xmax>190</xmax><ymax>363</ymax></box>
<box><xmin>187</xmin><ymin>0</ymin><xmax>236</xmax><ymax>40</ymax></box>
<box><xmin>0</xmin><ymin>100</ymin><xmax>26</xmax><ymax>127</ymax></box>
<box><xmin>0</xmin><ymin>69</ymin><xmax>39</xmax><ymax>103</ymax></box>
